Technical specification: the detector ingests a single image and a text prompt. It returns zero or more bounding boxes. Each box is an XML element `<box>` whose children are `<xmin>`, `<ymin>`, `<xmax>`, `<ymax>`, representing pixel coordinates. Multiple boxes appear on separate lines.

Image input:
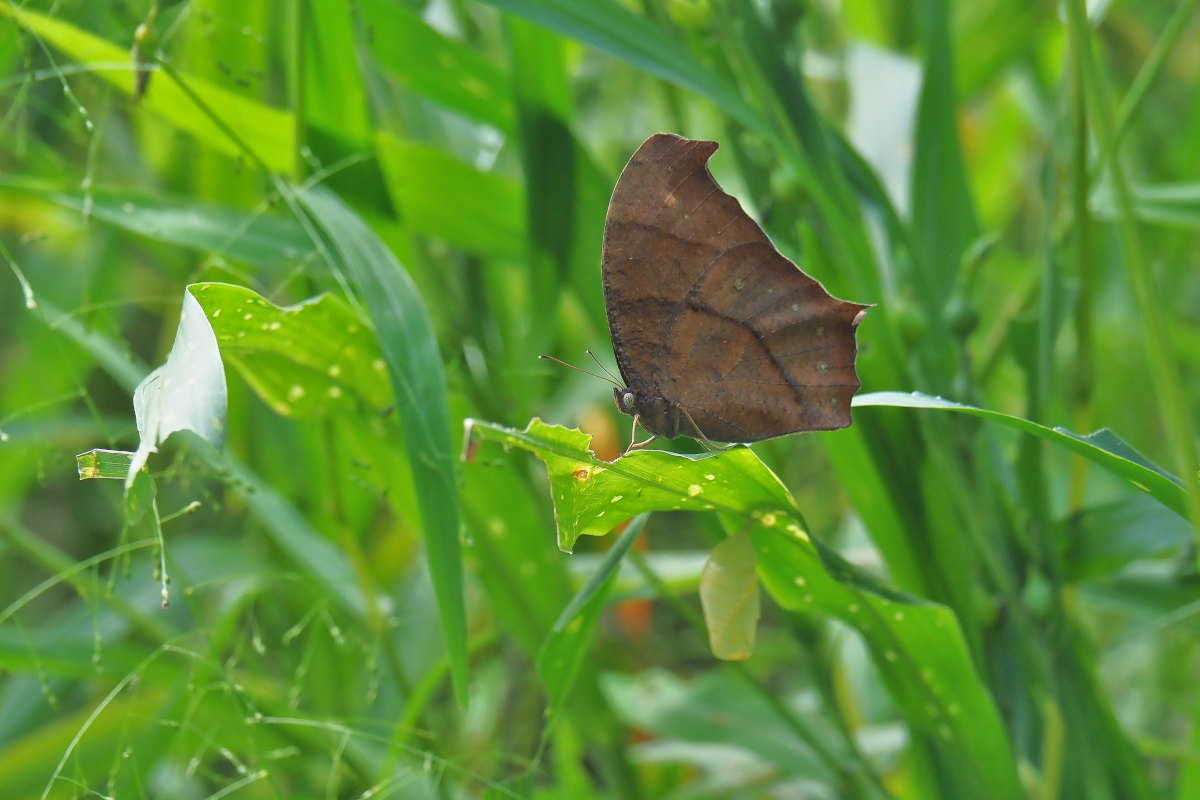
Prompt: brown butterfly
<box><xmin>602</xmin><ymin>133</ymin><xmax>868</xmax><ymax>445</ymax></box>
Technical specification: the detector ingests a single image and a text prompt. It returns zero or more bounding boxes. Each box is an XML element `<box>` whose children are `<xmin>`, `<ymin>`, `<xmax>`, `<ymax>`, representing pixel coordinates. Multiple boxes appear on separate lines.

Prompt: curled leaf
<box><xmin>699</xmin><ymin>530</ymin><xmax>760</xmax><ymax>660</ymax></box>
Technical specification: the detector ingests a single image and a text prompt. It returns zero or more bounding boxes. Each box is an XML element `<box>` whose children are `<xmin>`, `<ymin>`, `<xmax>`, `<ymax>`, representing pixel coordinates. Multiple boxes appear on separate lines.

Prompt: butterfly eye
<box><xmin>620</xmin><ymin>391</ymin><xmax>636</xmax><ymax>413</ymax></box>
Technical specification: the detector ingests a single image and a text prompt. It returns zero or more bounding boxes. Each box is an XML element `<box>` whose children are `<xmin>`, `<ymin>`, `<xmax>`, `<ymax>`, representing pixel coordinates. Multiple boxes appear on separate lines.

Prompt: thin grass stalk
<box><xmin>1065</xmin><ymin>0</ymin><xmax>1200</xmax><ymax>539</ymax></box>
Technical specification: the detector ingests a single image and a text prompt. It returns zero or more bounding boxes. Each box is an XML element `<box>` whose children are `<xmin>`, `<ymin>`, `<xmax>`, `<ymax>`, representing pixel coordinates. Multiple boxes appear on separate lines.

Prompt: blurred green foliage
<box><xmin>1</xmin><ymin>1</ymin><xmax>1198</xmax><ymax>798</ymax></box>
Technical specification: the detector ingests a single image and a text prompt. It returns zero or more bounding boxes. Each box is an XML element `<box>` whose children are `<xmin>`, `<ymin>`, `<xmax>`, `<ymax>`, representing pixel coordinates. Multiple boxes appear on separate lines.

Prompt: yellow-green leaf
<box><xmin>699</xmin><ymin>530</ymin><xmax>760</xmax><ymax>660</ymax></box>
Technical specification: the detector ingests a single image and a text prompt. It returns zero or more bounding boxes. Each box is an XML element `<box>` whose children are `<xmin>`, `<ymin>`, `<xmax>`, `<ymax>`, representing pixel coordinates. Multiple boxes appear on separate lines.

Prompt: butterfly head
<box><xmin>614</xmin><ymin>387</ymin><xmax>638</xmax><ymax>416</ymax></box>
<box><xmin>613</xmin><ymin>386</ymin><xmax>683</xmax><ymax>439</ymax></box>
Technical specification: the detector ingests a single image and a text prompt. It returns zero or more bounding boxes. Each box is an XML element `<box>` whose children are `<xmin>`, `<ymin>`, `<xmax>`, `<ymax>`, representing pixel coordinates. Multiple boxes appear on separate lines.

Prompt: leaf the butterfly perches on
<box><xmin>602</xmin><ymin>133</ymin><xmax>868</xmax><ymax>444</ymax></box>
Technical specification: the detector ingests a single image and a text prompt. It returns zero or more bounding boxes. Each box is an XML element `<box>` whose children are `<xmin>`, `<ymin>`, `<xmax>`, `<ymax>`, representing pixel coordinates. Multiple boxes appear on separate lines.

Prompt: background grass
<box><xmin>1</xmin><ymin>0</ymin><xmax>1198</xmax><ymax>798</ymax></box>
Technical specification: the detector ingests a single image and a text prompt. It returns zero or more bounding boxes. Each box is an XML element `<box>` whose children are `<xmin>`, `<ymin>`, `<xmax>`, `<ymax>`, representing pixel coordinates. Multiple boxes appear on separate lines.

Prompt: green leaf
<box><xmin>699</xmin><ymin>530</ymin><xmax>759</xmax><ymax>661</ymax></box>
<box><xmin>130</xmin><ymin>288</ymin><xmax>227</xmax><ymax>480</ymax></box>
<box><xmin>0</xmin><ymin>181</ymin><xmax>316</xmax><ymax>271</ymax></box>
<box><xmin>537</xmin><ymin>515</ymin><xmax>646</xmax><ymax>741</ymax></box>
<box><xmin>1059</xmin><ymin>494</ymin><xmax>1193</xmax><ymax>582</ymax></box>
<box><xmin>600</xmin><ymin>669</ymin><xmax>829</xmax><ymax>781</ymax></box>
<box><xmin>506</xmin><ymin>16</ymin><xmax>576</xmax><ymax>360</ymax></box>
<box><xmin>303</xmin><ymin>1</ymin><xmax>372</xmax><ymax>148</ymax></box>
<box><xmin>297</xmin><ymin>186</ymin><xmax>467</xmax><ymax>706</ymax></box>
<box><xmin>359</xmin><ymin>0</ymin><xmax>515</xmax><ymax>133</ymax></box>
<box><xmin>0</xmin><ymin>181</ymin><xmax>316</xmax><ymax>268</ymax></box>
<box><xmin>853</xmin><ymin>391</ymin><xmax>1190</xmax><ymax>519</ymax></box>
<box><xmin>461</xmin><ymin>453</ymin><xmax>576</xmax><ymax>653</ymax></box>
<box><xmin>221</xmin><ymin>453</ymin><xmax>374</xmax><ymax>619</ymax></box>
<box><xmin>375</xmin><ymin>134</ymin><xmax>527</xmax><ymax>258</ymax></box>
<box><xmin>752</xmin><ymin>524</ymin><xmax>1021</xmax><ymax>799</ymax></box>
<box><xmin>76</xmin><ymin>449</ymin><xmax>136</xmax><ymax>480</ymax></box>
<box><xmin>1092</xmin><ymin>182</ymin><xmax>1200</xmax><ymax>228</ymax></box>
<box><xmin>188</xmin><ymin>282</ymin><xmax>391</xmax><ymax>419</ymax></box>
<box><xmin>476</xmin><ymin>0</ymin><xmax>766</xmax><ymax>134</ymax></box>
<box><xmin>466</xmin><ymin>419</ymin><xmax>793</xmax><ymax>552</ymax></box>
<box><xmin>467</xmin><ymin>417</ymin><xmax>1021</xmax><ymax>799</ymax></box>
<box><xmin>0</xmin><ymin>679</ymin><xmax>171</xmax><ymax>799</ymax></box>
<box><xmin>911</xmin><ymin>0</ymin><xmax>979</xmax><ymax>309</ymax></box>
<box><xmin>0</xmin><ymin>5</ymin><xmax>294</xmax><ymax>173</ymax></box>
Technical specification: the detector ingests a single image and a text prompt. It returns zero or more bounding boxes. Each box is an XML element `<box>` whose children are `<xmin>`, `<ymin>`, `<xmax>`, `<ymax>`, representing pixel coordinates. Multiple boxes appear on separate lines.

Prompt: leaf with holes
<box><xmin>466</xmin><ymin>416</ymin><xmax>1023</xmax><ymax>798</ymax></box>
<box><xmin>130</xmin><ymin>288</ymin><xmax>227</xmax><ymax>480</ymax></box>
<box><xmin>189</xmin><ymin>282</ymin><xmax>391</xmax><ymax>419</ymax></box>
<box><xmin>465</xmin><ymin>418</ymin><xmax>795</xmax><ymax>552</ymax></box>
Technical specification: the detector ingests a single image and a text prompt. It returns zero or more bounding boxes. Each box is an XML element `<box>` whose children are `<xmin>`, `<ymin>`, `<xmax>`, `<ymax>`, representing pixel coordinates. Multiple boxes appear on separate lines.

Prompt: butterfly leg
<box><xmin>679</xmin><ymin>407</ymin><xmax>721</xmax><ymax>451</ymax></box>
<box><xmin>624</xmin><ymin>415</ymin><xmax>658</xmax><ymax>454</ymax></box>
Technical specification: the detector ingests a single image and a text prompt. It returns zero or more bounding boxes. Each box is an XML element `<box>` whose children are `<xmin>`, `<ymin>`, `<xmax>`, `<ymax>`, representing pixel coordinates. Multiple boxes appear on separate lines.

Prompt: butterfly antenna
<box><xmin>539</xmin><ymin>354</ymin><xmax>620</xmax><ymax>387</ymax></box>
<box><xmin>585</xmin><ymin>350</ymin><xmax>623</xmax><ymax>385</ymax></box>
